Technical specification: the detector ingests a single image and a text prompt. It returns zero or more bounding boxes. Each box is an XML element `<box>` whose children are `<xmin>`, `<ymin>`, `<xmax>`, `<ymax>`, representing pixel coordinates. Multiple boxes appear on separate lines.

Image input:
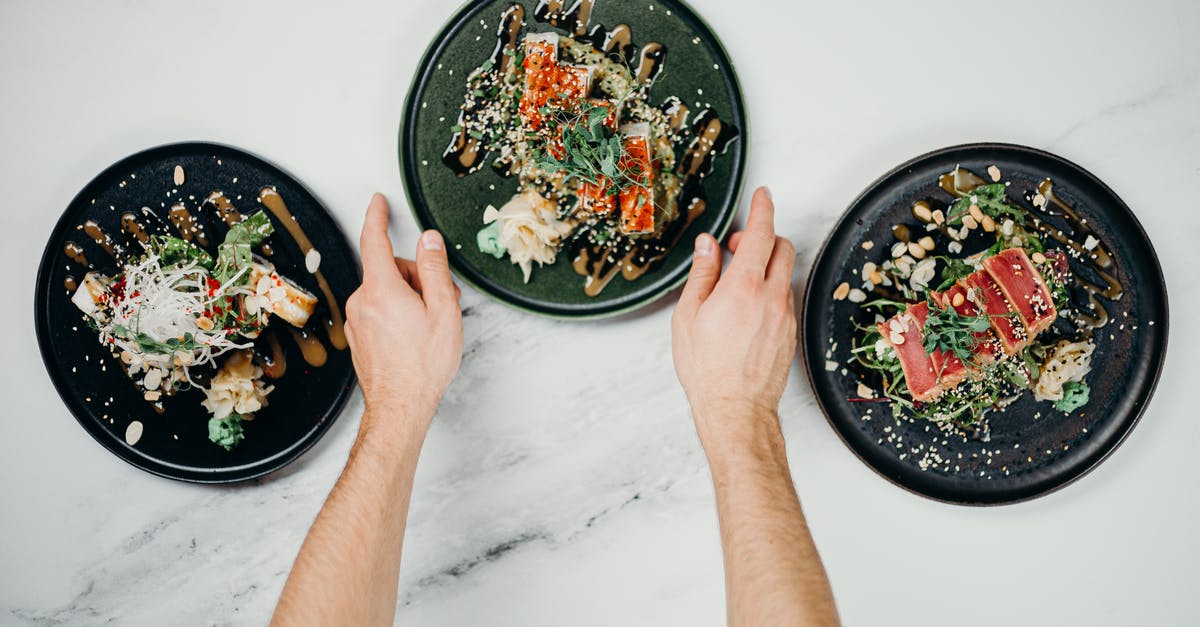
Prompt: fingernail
<box><xmin>761</xmin><ymin>186</ymin><xmax>772</xmax><ymax>200</ymax></box>
<box><xmin>694</xmin><ymin>234</ymin><xmax>712</xmax><ymax>257</ymax></box>
<box><xmin>422</xmin><ymin>230</ymin><xmax>444</xmax><ymax>251</ymax></box>
<box><xmin>371</xmin><ymin>192</ymin><xmax>384</xmax><ymax>203</ymax></box>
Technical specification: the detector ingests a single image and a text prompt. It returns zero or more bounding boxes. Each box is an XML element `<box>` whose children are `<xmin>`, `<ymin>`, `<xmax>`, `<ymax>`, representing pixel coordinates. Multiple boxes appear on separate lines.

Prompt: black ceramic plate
<box><xmin>35</xmin><ymin>142</ymin><xmax>359</xmax><ymax>483</ymax></box>
<box><xmin>400</xmin><ymin>0</ymin><xmax>747</xmax><ymax>318</ymax></box>
<box><xmin>802</xmin><ymin>143</ymin><xmax>1168</xmax><ymax>505</ymax></box>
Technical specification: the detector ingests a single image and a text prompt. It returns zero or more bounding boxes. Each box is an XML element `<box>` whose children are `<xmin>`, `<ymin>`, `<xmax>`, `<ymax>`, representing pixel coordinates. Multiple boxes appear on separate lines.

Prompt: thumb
<box><xmin>677</xmin><ymin>233</ymin><xmax>722</xmax><ymax>317</ymax></box>
<box><xmin>415</xmin><ymin>230</ymin><xmax>457</xmax><ymax>312</ymax></box>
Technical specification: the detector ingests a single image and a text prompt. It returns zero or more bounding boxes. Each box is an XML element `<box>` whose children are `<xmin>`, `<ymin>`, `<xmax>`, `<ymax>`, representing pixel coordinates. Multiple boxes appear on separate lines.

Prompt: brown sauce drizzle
<box><xmin>1032</xmin><ymin>179</ymin><xmax>1122</xmax><ymax>330</ymax></box>
<box><xmin>120</xmin><ymin>212</ymin><xmax>150</xmax><ymax>243</ymax></box>
<box><xmin>167</xmin><ymin>203</ymin><xmax>208</xmax><ymax>246</ymax></box>
<box><xmin>255</xmin><ymin>329</ymin><xmax>288</xmax><ymax>379</ymax></box>
<box><xmin>571</xmin><ymin>196</ymin><xmax>706</xmax><ymax>296</ymax></box>
<box><xmin>534</xmin><ymin>0</ymin><xmax>595</xmax><ymax>36</ymax></box>
<box><xmin>442</xmin><ymin>5</ymin><xmax>525</xmax><ymax>176</ymax></box>
<box><xmin>64</xmin><ymin>275</ymin><xmax>77</xmax><ymax>292</ymax></box>
<box><xmin>258</xmin><ymin>186</ymin><xmax>348</xmax><ymax>350</ymax></box>
<box><xmin>288</xmin><ymin>327</ymin><xmax>328</xmax><ymax>368</ymax></box>
<box><xmin>64</xmin><ymin>241</ymin><xmax>89</xmax><ymax>266</ymax></box>
<box><xmin>82</xmin><ymin>220</ymin><xmax>115</xmax><ymax>257</ymax></box>
<box><xmin>202</xmin><ymin>191</ymin><xmax>273</xmax><ymax>256</ymax></box>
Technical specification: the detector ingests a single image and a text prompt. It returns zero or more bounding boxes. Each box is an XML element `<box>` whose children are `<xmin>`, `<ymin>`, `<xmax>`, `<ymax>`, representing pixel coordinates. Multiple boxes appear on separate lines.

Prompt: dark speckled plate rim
<box><xmin>398</xmin><ymin>0</ymin><xmax>749</xmax><ymax>320</ymax></box>
<box><xmin>33</xmin><ymin>141</ymin><xmax>359</xmax><ymax>484</ymax></box>
<box><xmin>800</xmin><ymin>142</ymin><xmax>1170</xmax><ymax>506</ymax></box>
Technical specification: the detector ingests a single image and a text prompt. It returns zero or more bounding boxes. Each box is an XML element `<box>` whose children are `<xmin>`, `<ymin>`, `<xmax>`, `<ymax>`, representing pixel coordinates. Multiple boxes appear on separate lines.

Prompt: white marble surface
<box><xmin>1</xmin><ymin>0</ymin><xmax>1197</xmax><ymax>625</ymax></box>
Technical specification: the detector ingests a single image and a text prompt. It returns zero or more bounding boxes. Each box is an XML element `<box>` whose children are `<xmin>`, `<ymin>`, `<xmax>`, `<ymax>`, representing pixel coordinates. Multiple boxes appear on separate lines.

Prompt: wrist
<box><xmin>354</xmin><ymin>401</ymin><xmax>436</xmax><ymax>458</ymax></box>
<box><xmin>690</xmin><ymin>402</ymin><xmax>788</xmax><ymax>475</ymax></box>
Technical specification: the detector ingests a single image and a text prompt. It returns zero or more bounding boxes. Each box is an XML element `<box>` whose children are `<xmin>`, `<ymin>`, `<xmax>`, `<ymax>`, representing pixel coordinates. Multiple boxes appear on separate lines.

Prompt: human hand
<box><xmin>671</xmin><ymin>187</ymin><xmax>798</xmax><ymax>453</ymax></box>
<box><xmin>344</xmin><ymin>194</ymin><xmax>463</xmax><ymax>439</ymax></box>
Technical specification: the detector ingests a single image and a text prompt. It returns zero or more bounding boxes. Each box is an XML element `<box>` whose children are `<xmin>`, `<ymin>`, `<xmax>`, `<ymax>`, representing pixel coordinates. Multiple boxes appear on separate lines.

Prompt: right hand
<box><xmin>343</xmin><ymin>193</ymin><xmax>463</xmax><ymax>437</ymax></box>
<box><xmin>671</xmin><ymin>187</ymin><xmax>798</xmax><ymax>450</ymax></box>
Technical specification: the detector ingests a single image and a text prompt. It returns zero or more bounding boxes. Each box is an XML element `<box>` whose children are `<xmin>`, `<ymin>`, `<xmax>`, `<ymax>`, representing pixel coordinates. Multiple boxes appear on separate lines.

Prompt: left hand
<box><xmin>343</xmin><ymin>193</ymin><xmax>464</xmax><ymax>439</ymax></box>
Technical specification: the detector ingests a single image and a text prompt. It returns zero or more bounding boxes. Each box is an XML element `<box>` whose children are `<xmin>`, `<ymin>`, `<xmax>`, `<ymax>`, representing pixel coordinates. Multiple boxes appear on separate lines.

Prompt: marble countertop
<box><xmin>2</xmin><ymin>1</ymin><xmax>1196</xmax><ymax>625</ymax></box>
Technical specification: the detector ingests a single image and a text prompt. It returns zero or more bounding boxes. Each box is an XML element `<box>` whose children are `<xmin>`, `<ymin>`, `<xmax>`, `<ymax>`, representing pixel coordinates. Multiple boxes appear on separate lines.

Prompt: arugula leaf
<box><xmin>213</xmin><ymin>211</ymin><xmax>273</xmax><ymax>286</ymax></box>
<box><xmin>935</xmin><ymin>257</ymin><xmax>975</xmax><ymax>291</ymax></box>
<box><xmin>146</xmin><ymin>235</ymin><xmax>213</xmax><ymax>269</ymax></box>
<box><xmin>1054</xmin><ymin>381</ymin><xmax>1091</xmax><ymax>413</ymax></box>
<box><xmin>207</xmin><ymin>414</ymin><xmax>245</xmax><ymax>451</ymax></box>
<box><xmin>948</xmin><ymin>183</ymin><xmax>1027</xmax><ymax>225</ymax></box>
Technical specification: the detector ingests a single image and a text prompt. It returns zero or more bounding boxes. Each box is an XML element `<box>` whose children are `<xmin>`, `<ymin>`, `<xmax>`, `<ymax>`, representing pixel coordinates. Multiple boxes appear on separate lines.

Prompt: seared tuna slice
<box><xmin>878</xmin><ymin>309</ymin><xmax>942</xmax><ymax>403</ymax></box>
<box><xmin>906</xmin><ymin>301</ymin><xmax>969</xmax><ymax>388</ymax></box>
<box><xmin>962</xmin><ymin>271</ymin><xmax>1028</xmax><ymax>354</ymax></box>
<box><xmin>983</xmin><ymin>248</ymin><xmax>1057</xmax><ymax>338</ymax></box>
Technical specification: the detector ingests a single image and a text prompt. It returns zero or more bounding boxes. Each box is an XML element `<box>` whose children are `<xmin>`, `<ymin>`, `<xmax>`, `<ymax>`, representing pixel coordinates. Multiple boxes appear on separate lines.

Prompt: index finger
<box><xmin>728</xmin><ymin>187</ymin><xmax>776</xmax><ymax>276</ymax></box>
<box><xmin>359</xmin><ymin>193</ymin><xmax>401</xmax><ymax>283</ymax></box>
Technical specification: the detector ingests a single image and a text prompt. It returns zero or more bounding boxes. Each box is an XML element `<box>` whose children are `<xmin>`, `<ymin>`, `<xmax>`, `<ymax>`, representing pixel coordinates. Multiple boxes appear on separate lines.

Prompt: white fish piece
<box><xmin>71</xmin><ymin>272</ymin><xmax>112</xmax><ymax>318</ymax></box>
<box><xmin>249</xmin><ymin>259</ymin><xmax>318</xmax><ymax>328</ymax></box>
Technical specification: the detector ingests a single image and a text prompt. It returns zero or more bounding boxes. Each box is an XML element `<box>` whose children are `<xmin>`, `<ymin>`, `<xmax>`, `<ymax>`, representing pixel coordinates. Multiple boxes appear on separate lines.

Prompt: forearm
<box><xmin>271</xmin><ymin>406</ymin><xmax>429</xmax><ymax>627</ymax></box>
<box><xmin>698</xmin><ymin>407</ymin><xmax>840</xmax><ymax>627</ymax></box>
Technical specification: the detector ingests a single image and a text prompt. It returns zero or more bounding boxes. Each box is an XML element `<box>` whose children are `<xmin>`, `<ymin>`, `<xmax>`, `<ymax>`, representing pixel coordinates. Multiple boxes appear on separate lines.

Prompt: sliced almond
<box><xmin>952</xmin><ymin>292</ymin><xmax>966</xmax><ymax>307</ymax></box>
<box><xmin>981</xmin><ymin>215</ymin><xmax>997</xmax><ymax>232</ymax></box>
<box><xmin>869</xmin><ymin>271</ymin><xmax>883</xmax><ymax>285</ymax></box>
<box><xmin>848</xmin><ymin>288</ymin><xmax>867</xmax><ymax>303</ymax></box>
<box><xmin>1031</xmin><ymin>252</ymin><xmax>1047</xmax><ymax>264</ymax></box>
<box><xmin>833</xmin><ymin>282</ymin><xmax>850</xmax><ymax>301</ymax></box>
<box><xmin>987</xmin><ymin>165</ymin><xmax>1001</xmax><ymax>182</ymax></box>
<box><xmin>173</xmin><ymin>165</ymin><xmax>185</xmax><ymax>186</ymax></box>
<box><xmin>891</xmin><ymin>242</ymin><xmax>908</xmax><ymax>258</ymax></box>
<box><xmin>918</xmin><ymin>236</ymin><xmax>935</xmax><ymax>251</ymax></box>
<box><xmin>961</xmin><ymin>214</ymin><xmax>978</xmax><ymax>230</ymax></box>
<box><xmin>142</xmin><ymin>369</ymin><xmax>162</xmax><ymax>391</ymax></box>
<box><xmin>857</xmin><ymin>382</ymin><xmax>876</xmax><ymax>399</ymax></box>
<box><xmin>907</xmin><ymin>242</ymin><xmax>926</xmax><ymax>259</ymax></box>
<box><xmin>889</xmin><ymin>331</ymin><xmax>906</xmax><ymax>345</ymax></box>
<box><xmin>144</xmin><ymin>390</ymin><xmax>162</xmax><ymax>402</ymax></box>
<box><xmin>1033</xmin><ymin>193</ymin><xmax>1046</xmax><ymax>207</ymax></box>
<box><xmin>196</xmin><ymin>316</ymin><xmax>215</xmax><ymax>331</ymax></box>
<box><xmin>968</xmin><ymin>204</ymin><xmax>985</xmax><ymax>223</ymax></box>
<box><xmin>912</xmin><ymin>201</ymin><xmax>933</xmax><ymax>223</ymax></box>
<box><xmin>932</xmin><ymin>209</ymin><xmax>945</xmax><ymax>225</ymax></box>
<box><xmin>861</xmin><ymin>261</ymin><xmax>877</xmax><ymax>282</ymax></box>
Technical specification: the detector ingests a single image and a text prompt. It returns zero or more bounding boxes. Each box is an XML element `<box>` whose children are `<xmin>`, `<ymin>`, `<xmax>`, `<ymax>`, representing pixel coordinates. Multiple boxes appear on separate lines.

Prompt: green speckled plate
<box><xmin>399</xmin><ymin>0</ymin><xmax>747</xmax><ymax>318</ymax></box>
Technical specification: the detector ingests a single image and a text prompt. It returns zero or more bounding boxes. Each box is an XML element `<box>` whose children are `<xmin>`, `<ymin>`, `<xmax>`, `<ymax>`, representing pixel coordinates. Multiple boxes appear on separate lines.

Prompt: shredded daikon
<box><xmin>96</xmin><ymin>252</ymin><xmax>254</xmax><ymax>390</ymax></box>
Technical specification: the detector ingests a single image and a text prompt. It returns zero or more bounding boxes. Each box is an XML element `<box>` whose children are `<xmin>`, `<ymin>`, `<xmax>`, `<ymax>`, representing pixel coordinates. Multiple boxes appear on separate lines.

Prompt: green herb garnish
<box><xmin>112</xmin><ymin>325</ymin><xmax>202</xmax><ymax>356</ymax></box>
<box><xmin>534</xmin><ymin>101</ymin><xmax>649</xmax><ymax>197</ymax></box>
<box><xmin>934</xmin><ymin>257</ymin><xmax>975</xmax><ymax>291</ymax></box>
<box><xmin>921</xmin><ymin>297</ymin><xmax>992</xmax><ymax>363</ymax></box>
<box><xmin>948</xmin><ymin>183</ymin><xmax>1026</xmax><ymax>225</ymax></box>
<box><xmin>213</xmin><ymin>211</ymin><xmax>272</xmax><ymax>286</ymax></box>
<box><xmin>146</xmin><ymin>235</ymin><xmax>213</xmax><ymax>269</ymax></box>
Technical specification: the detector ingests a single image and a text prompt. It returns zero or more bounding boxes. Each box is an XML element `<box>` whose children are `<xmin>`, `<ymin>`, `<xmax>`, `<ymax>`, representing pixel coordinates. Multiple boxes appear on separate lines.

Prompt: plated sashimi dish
<box><xmin>442</xmin><ymin>2</ymin><xmax>738</xmax><ymax>296</ymax></box>
<box><xmin>838</xmin><ymin>166</ymin><xmax>1117</xmax><ymax>438</ymax></box>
